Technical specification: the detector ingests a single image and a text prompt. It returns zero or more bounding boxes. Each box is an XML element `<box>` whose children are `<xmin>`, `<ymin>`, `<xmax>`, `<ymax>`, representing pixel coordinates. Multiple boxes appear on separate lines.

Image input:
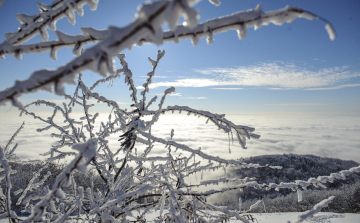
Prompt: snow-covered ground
<box><xmin>141</xmin><ymin>211</ymin><xmax>359</xmax><ymax>223</ymax></box>
<box><xmin>237</xmin><ymin>212</ymin><xmax>359</xmax><ymax>223</ymax></box>
<box><xmin>1</xmin><ymin>212</ymin><xmax>358</xmax><ymax>222</ymax></box>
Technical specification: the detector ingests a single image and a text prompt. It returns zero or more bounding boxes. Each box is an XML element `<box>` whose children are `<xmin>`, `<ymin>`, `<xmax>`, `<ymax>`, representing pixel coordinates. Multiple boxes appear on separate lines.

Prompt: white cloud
<box><xmin>150</xmin><ymin>63</ymin><xmax>360</xmax><ymax>90</ymax></box>
<box><xmin>169</xmin><ymin>93</ymin><xmax>182</xmax><ymax>97</ymax></box>
<box><xmin>1</xmin><ymin>113</ymin><xmax>360</xmax><ymax>163</ymax></box>
<box><xmin>305</xmin><ymin>84</ymin><xmax>360</xmax><ymax>90</ymax></box>
<box><xmin>151</xmin><ymin>78</ymin><xmax>223</xmax><ymax>88</ymax></box>
<box><xmin>266</xmin><ymin>103</ymin><xmax>339</xmax><ymax>106</ymax></box>
<box><xmin>182</xmin><ymin>97</ymin><xmax>207</xmax><ymax>99</ymax></box>
<box><xmin>211</xmin><ymin>88</ymin><xmax>243</xmax><ymax>90</ymax></box>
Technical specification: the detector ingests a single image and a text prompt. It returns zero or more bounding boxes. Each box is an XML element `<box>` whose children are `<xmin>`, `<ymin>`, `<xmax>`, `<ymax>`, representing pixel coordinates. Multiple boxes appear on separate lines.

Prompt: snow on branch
<box><xmin>23</xmin><ymin>138</ymin><xmax>97</xmax><ymax>223</ymax></box>
<box><xmin>179</xmin><ymin>164</ymin><xmax>360</xmax><ymax>197</ymax></box>
<box><xmin>163</xmin><ymin>105</ymin><xmax>259</xmax><ymax>149</ymax></box>
<box><xmin>0</xmin><ymin>0</ymin><xmax>98</xmax><ymax>48</ymax></box>
<box><xmin>0</xmin><ymin>2</ymin><xmax>336</xmax><ymax>108</ymax></box>
<box><xmin>0</xmin><ymin>4</ymin><xmax>335</xmax><ymax>59</ymax></box>
<box><xmin>4</xmin><ymin>121</ymin><xmax>24</xmax><ymax>155</ymax></box>
<box><xmin>138</xmin><ymin>130</ymin><xmax>270</xmax><ymax>167</ymax></box>
<box><xmin>295</xmin><ymin>196</ymin><xmax>335</xmax><ymax>223</ymax></box>
<box><xmin>0</xmin><ymin>147</ymin><xmax>18</xmax><ymax>221</ymax></box>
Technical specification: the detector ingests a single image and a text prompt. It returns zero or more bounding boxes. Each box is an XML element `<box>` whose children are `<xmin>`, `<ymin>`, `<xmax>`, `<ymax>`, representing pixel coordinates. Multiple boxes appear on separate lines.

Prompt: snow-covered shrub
<box><xmin>0</xmin><ymin>0</ymin><xmax>359</xmax><ymax>222</ymax></box>
<box><xmin>236</xmin><ymin>180</ymin><xmax>360</xmax><ymax>213</ymax></box>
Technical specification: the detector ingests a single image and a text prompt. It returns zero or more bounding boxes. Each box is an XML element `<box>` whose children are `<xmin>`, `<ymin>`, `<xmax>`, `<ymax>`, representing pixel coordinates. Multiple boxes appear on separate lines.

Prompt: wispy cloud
<box><xmin>150</xmin><ymin>63</ymin><xmax>360</xmax><ymax>90</ymax></box>
<box><xmin>266</xmin><ymin>103</ymin><xmax>339</xmax><ymax>106</ymax></box>
<box><xmin>182</xmin><ymin>97</ymin><xmax>207</xmax><ymax>99</ymax></box>
<box><xmin>305</xmin><ymin>84</ymin><xmax>360</xmax><ymax>90</ymax></box>
<box><xmin>169</xmin><ymin>93</ymin><xmax>182</xmax><ymax>97</ymax></box>
<box><xmin>211</xmin><ymin>88</ymin><xmax>243</xmax><ymax>90</ymax></box>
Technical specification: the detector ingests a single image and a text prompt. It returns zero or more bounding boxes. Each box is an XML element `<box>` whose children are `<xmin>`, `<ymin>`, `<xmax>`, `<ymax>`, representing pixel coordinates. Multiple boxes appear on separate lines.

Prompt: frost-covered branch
<box><xmin>0</xmin><ymin>4</ymin><xmax>336</xmax><ymax>60</ymax></box>
<box><xmin>23</xmin><ymin>138</ymin><xmax>97</xmax><ymax>222</ymax></box>
<box><xmin>0</xmin><ymin>0</ymin><xmax>98</xmax><ymax>48</ymax></box>
<box><xmin>4</xmin><ymin>122</ymin><xmax>25</xmax><ymax>155</ymax></box>
<box><xmin>0</xmin><ymin>147</ymin><xmax>17</xmax><ymax>222</ymax></box>
<box><xmin>295</xmin><ymin>196</ymin><xmax>335</xmax><ymax>223</ymax></box>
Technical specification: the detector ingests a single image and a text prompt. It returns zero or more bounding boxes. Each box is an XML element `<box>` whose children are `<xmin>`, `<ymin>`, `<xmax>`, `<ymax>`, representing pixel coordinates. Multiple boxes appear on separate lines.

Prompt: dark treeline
<box><xmin>1</xmin><ymin>161</ymin><xmax>105</xmax><ymax>215</ymax></box>
<box><xmin>213</xmin><ymin>154</ymin><xmax>360</xmax><ymax>213</ymax></box>
<box><xmin>2</xmin><ymin>154</ymin><xmax>360</xmax><ymax>215</ymax></box>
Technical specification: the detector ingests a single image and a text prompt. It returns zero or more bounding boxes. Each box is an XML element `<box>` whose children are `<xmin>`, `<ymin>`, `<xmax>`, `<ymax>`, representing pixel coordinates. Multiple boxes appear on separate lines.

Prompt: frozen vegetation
<box><xmin>0</xmin><ymin>0</ymin><xmax>358</xmax><ymax>222</ymax></box>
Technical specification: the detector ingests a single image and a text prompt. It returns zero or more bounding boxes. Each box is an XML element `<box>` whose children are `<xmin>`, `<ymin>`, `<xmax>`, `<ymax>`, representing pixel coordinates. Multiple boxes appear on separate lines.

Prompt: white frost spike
<box><xmin>209</xmin><ymin>0</ymin><xmax>221</xmax><ymax>6</ymax></box>
<box><xmin>325</xmin><ymin>23</ymin><xmax>336</xmax><ymax>41</ymax></box>
<box><xmin>184</xmin><ymin>6</ymin><xmax>199</xmax><ymax>29</ymax></box>
<box><xmin>56</xmin><ymin>30</ymin><xmax>76</xmax><ymax>43</ymax></box>
<box><xmin>65</xmin><ymin>7</ymin><xmax>76</xmax><ymax>25</ymax></box>
<box><xmin>50</xmin><ymin>47</ymin><xmax>59</xmax><ymax>60</ymax></box>
<box><xmin>206</xmin><ymin>27</ymin><xmax>213</xmax><ymax>44</ymax></box>
<box><xmin>191</xmin><ymin>35</ymin><xmax>200</xmax><ymax>46</ymax></box>
<box><xmin>14</xmin><ymin>50</ymin><xmax>22</xmax><ymax>60</ymax></box>
<box><xmin>16</xmin><ymin>14</ymin><xmax>34</xmax><ymax>25</ymax></box>
<box><xmin>297</xmin><ymin>189</ymin><xmax>303</xmax><ymax>202</ymax></box>
<box><xmin>74</xmin><ymin>3</ymin><xmax>84</xmax><ymax>17</ymax></box>
<box><xmin>48</xmin><ymin>19</ymin><xmax>57</xmax><ymax>31</ymax></box>
<box><xmin>97</xmin><ymin>53</ymin><xmax>112</xmax><ymax>77</ymax></box>
<box><xmin>4</xmin><ymin>32</ymin><xmax>15</xmax><ymax>41</ymax></box>
<box><xmin>159</xmin><ymin>188</ymin><xmax>166</xmax><ymax>220</ymax></box>
<box><xmin>165</xmin><ymin>2</ymin><xmax>182</xmax><ymax>31</ymax></box>
<box><xmin>157</xmin><ymin>49</ymin><xmax>165</xmax><ymax>60</ymax></box>
<box><xmin>87</xmin><ymin>0</ymin><xmax>99</xmax><ymax>11</ymax></box>
<box><xmin>237</xmin><ymin>24</ymin><xmax>247</xmax><ymax>39</ymax></box>
<box><xmin>296</xmin><ymin>196</ymin><xmax>335</xmax><ymax>223</ymax></box>
<box><xmin>254</xmin><ymin>4</ymin><xmax>263</xmax><ymax>30</ymax></box>
<box><xmin>39</xmin><ymin>26</ymin><xmax>49</xmax><ymax>41</ymax></box>
<box><xmin>148</xmin><ymin>57</ymin><xmax>157</xmax><ymax>67</ymax></box>
<box><xmin>73</xmin><ymin>42</ymin><xmax>83</xmax><ymax>56</ymax></box>
<box><xmin>36</xmin><ymin>3</ymin><xmax>51</xmax><ymax>12</ymax></box>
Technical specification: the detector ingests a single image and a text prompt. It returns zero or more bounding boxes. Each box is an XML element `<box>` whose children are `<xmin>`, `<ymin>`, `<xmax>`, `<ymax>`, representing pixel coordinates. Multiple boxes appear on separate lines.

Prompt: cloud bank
<box><xmin>150</xmin><ymin>63</ymin><xmax>360</xmax><ymax>90</ymax></box>
<box><xmin>1</xmin><ymin>113</ymin><xmax>359</xmax><ymax>164</ymax></box>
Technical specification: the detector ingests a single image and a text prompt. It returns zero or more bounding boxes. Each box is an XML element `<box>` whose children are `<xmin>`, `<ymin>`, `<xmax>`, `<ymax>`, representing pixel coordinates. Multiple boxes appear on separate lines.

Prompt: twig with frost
<box><xmin>4</xmin><ymin>122</ymin><xmax>24</xmax><ymax>155</ymax></box>
<box><xmin>15</xmin><ymin>163</ymin><xmax>50</xmax><ymax>206</ymax></box>
<box><xmin>0</xmin><ymin>0</ymin><xmax>98</xmax><ymax>48</ymax></box>
<box><xmin>23</xmin><ymin>138</ymin><xmax>97</xmax><ymax>223</ymax></box>
<box><xmin>295</xmin><ymin>196</ymin><xmax>335</xmax><ymax>223</ymax></box>
<box><xmin>0</xmin><ymin>147</ymin><xmax>17</xmax><ymax>222</ymax></box>
<box><xmin>0</xmin><ymin>4</ymin><xmax>335</xmax><ymax>61</ymax></box>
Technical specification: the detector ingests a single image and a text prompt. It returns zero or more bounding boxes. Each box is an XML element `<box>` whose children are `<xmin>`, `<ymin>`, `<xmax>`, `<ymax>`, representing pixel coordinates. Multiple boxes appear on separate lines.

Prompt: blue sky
<box><xmin>0</xmin><ymin>0</ymin><xmax>359</xmax><ymax>114</ymax></box>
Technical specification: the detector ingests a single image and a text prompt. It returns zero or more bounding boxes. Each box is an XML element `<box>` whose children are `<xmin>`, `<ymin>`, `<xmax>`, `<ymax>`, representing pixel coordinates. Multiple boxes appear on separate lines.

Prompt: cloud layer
<box><xmin>150</xmin><ymin>63</ymin><xmax>360</xmax><ymax>90</ymax></box>
<box><xmin>2</xmin><ymin>112</ymin><xmax>359</xmax><ymax>163</ymax></box>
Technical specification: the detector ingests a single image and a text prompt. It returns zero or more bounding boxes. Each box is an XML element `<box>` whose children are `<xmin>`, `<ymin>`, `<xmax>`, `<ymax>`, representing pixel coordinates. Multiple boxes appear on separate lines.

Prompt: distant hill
<box><xmin>229</xmin><ymin>154</ymin><xmax>360</xmax><ymax>200</ymax></box>
<box><xmin>210</xmin><ymin>154</ymin><xmax>360</xmax><ymax>213</ymax></box>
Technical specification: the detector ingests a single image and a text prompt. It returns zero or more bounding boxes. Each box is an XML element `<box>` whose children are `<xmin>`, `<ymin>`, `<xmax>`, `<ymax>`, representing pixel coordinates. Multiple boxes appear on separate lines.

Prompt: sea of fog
<box><xmin>0</xmin><ymin>111</ymin><xmax>359</xmax><ymax>163</ymax></box>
